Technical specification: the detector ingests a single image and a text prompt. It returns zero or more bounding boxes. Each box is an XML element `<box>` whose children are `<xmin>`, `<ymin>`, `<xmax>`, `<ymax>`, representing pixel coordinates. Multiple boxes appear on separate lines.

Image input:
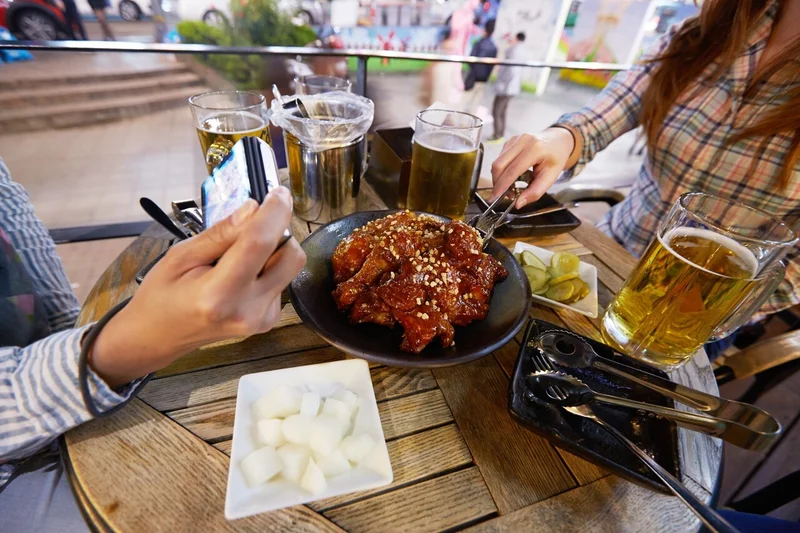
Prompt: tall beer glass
<box><xmin>601</xmin><ymin>192</ymin><xmax>796</xmax><ymax>369</ymax></box>
<box><xmin>294</xmin><ymin>75</ymin><xmax>352</xmax><ymax>95</ymax></box>
<box><xmin>189</xmin><ymin>91</ymin><xmax>271</xmax><ymax>174</ymax></box>
<box><xmin>406</xmin><ymin>109</ymin><xmax>482</xmax><ymax>219</ymax></box>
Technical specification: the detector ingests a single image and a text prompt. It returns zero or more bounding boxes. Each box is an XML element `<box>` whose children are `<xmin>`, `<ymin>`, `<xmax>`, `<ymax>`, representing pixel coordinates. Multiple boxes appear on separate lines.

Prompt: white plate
<box><xmin>513</xmin><ymin>242</ymin><xmax>599</xmax><ymax>319</ymax></box>
<box><xmin>225</xmin><ymin>359</ymin><xmax>393</xmax><ymax>520</ymax></box>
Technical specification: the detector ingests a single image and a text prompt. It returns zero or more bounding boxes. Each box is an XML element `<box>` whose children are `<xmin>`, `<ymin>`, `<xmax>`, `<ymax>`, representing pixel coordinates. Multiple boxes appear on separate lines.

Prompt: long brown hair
<box><xmin>639</xmin><ymin>0</ymin><xmax>800</xmax><ymax>188</ymax></box>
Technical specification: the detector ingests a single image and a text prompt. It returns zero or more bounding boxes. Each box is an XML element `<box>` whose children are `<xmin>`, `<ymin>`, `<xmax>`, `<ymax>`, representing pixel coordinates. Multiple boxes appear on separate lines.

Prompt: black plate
<box><xmin>290</xmin><ymin>210</ymin><xmax>532</xmax><ymax>368</ymax></box>
<box><xmin>472</xmin><ymin>190</ymin><xmax>581</xmax><ymax>238</ymax></box>
<box><xmin>509</xmin><ymin>319</ymin><xmax>681</xmax><ymax>492</ymax></box>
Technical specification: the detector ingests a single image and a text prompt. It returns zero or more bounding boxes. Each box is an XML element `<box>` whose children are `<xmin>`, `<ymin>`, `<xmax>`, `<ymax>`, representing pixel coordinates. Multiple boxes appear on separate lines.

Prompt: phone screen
<box><xmin>201</xmin><ymin>145</ymin><xmax>251</xmax><ymax>228</ymax></box>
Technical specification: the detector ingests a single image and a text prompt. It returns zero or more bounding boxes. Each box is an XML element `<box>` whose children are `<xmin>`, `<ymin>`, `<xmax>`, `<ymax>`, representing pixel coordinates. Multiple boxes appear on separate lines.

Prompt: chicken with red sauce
<box><xmin>332</xmin><ymin>212</ymin><xmax>507</xmax><ymax>353</ymax></box>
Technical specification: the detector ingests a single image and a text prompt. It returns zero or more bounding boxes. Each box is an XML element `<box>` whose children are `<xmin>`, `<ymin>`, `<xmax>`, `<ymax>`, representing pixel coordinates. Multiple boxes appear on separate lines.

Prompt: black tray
<box><xmin>509</xmin><ymin>319</ymin><xmax>680</xmax><ymax>492</ymax></box>
<box><xmin>472</xmin><ymin>189</ymin><xmax>581</xmax><ymax>238</ymax></box>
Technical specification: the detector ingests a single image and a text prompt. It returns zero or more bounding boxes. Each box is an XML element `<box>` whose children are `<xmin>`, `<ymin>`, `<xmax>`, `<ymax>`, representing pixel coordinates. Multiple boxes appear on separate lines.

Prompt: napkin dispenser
<box><xmin>366</xmin><ymin>127</ymin><xmax>414</xmax><ymax>209</ymax></box>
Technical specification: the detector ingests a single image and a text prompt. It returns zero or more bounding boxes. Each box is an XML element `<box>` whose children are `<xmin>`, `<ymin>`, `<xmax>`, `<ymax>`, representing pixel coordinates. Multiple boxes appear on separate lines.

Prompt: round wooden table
<box><xmin>64</xmin><ymin>195</ymin><xmax>722</xmax><ymax>532</ymax></box>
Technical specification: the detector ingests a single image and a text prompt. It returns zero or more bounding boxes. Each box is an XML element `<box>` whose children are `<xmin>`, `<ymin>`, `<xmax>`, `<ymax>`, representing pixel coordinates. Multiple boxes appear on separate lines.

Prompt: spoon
<box><xmin>527</xmin><ymin>371</ymin><xmax>740</xmax><ymax>533</ymax></box>
<box><xmin>139</xmin><ymin>197</ymin><xmax>190</xmax><ymax>241</ymax></box>
<box><xmin>535</xmin><ymin>330</ymin><xmax>780</xmax><ymax>451</ymax></box>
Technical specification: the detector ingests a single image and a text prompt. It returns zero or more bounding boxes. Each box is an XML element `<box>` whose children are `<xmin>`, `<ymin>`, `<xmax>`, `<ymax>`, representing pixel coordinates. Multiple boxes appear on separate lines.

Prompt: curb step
<box><xmin>0</xmin><ymin>65</ymin><xmax>193</xmax><ymax>91</ymax></box>
<box><xmin>0</xmin><ymin>73</ymin><xmax>204</xmax><ymax>108</ymax></box>
<box><xmin>0</xmin><ymin>86</ymin><xmax>211</xmax><ymax>133</ymax></box>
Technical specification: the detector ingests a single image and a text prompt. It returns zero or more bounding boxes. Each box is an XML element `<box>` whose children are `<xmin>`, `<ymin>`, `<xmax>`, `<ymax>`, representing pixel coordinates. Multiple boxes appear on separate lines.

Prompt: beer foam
<box><xmin>414</xmin><ymin>131</ymin><xmax>476</xmax><ymax>154</ymax></box>
<box><xmin>200</xmin><ymin>111</ymin><xmax>266</xmax><ymax>134</ymax></box>
<box><xmin>659</xmin><ymin>227</ymin><xmax>758</xmax><ymax>278</ymax></box>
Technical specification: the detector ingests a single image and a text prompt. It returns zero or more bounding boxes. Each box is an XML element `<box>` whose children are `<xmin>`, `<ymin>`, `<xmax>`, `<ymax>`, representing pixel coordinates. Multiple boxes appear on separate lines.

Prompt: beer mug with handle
<box><xmin>601</xmin><ymin>192</ymin><xmax>797</xmax><ymax>370</ymax></box>
<box><xmin>406</xmin><ymin>109</ymin><xmax>483</xmax><ymax>220</ymax></box>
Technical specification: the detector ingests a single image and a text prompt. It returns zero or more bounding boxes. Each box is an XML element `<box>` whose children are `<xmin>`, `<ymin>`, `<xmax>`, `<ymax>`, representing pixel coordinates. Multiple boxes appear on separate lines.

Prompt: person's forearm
<box><xmin>0</xmin><ymin>327</ymin><xmax>143</xmax><ymax>461</ymax></box>
<box><xmin>549</xmin><ymin>124</ymin><xmax>583</xmax><ymax>170</ymax></box>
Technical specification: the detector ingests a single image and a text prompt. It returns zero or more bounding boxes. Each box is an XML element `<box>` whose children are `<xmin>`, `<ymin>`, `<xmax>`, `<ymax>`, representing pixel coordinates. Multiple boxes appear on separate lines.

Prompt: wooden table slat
<box><xmin>433</xmin><ymin>357</ymin><xmax>576</xmax><ymax>514</ymax></box>
<box><xmin>310</xmin><ymin>423</ymin><xmax>474</xmax><ymax>511</ymax></box>
<box><xmin>325</xmin><ymin>467</ymin><xmax>497</xmax><ymax>533</ymax></box>
<box><xmin>464</xmin><ymin>475</ymin><xmax>710</xmax><ymax>533</ymax></box>
<box><xmin>65</xmin><ymin>400</ymin><xmax>342</xmax><ymax>532</ymax></box>
<box><xmin>156</xmin><ymin>324</ymin><xmax>328</xmax><ymax>378</ymax></box>
<box><xmin>141</xmin><ymin>346</ymin><xmax>347</xmax><ymax>412</ymax></box>
<box><xmin>171</xmin><ymin>387</ymin><xmax>455</xmax><ymax>444</ymax></box>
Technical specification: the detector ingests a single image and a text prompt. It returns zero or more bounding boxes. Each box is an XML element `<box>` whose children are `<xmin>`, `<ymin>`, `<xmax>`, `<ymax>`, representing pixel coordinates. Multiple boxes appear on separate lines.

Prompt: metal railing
<box><xmin>0</xmin><ymin>40</ymin><xmax>631</xmax><ymax>97</ymax></box>
<box><xmin>0</xmin><ymin>40</ymin><xmax>631</xmax><ymax>241</ymax></box>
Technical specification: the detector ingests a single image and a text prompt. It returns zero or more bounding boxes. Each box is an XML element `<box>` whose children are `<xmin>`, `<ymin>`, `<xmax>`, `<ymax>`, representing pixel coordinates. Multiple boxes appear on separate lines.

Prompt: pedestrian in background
<box><xmin>55</xmin><ymin>0</ymin><xmax>88</xmax><ymax>40</ymax></box>
<box><xmin>420</xmin><ymin>26</ymin><xmax>464</xmax><ymax>109</ymax></box>
<box><xmin>462</xmin><ymin>18</ymin><xmax>497</xmax><ymax>121</ymax></box>
<box><xmin>87</xmin><ymin>0</ymin><xmax>116</xmax><ymax>41</ymax></box>
<box><xmin>490</xmin><ymin>32</ymin><xmax>526</xmax><ymax>142</ymax></box>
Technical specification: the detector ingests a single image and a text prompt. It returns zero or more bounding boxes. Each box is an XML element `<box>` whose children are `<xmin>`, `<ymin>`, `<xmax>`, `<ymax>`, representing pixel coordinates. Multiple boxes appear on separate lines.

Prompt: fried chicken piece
<box><xmin>443</xmin><ymin>221</ymin><xmax>484</xmax><ymax>268</ymax></box>
<box><xmin>392</xmin><ymin>306</ymin><xmax>454</xmax><ymax>353</ymax></box>
<box><xmin>332</xmin><ymin>231</ymin><xmax>376</xmax><ymax>284</ymax></box>
<box><xmin>349</xmin><ymin>292</ymin><xmax>395</xmax><ymax>327</ymax></box>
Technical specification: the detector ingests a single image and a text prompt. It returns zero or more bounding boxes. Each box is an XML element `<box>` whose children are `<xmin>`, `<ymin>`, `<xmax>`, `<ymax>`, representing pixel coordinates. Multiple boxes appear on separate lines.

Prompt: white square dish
<box><xmin>225</xmin><ymin>359</ymin><xmax>393</xmax><ymax>520</ymax></box>
<box><xmin>512</xmin><ymin>241</ymin><xmax>599</xmax><ymax>318</ymax></box>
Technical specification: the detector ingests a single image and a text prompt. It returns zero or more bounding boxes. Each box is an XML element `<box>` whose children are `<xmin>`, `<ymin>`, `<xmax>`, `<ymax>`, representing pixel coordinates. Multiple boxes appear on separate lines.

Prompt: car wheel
<box><xmin>119</xmin><ymin>0</ymin><xmax>142</xmax><ymax>21</ymax></box>
<box><xmin>202</xmin><ymin>9</ymin><xmax>228</xmax><ymax>26</ymax></box>
<box><xmin>296</xmin><ymin>10</ymin><xmax>313</xmax><ymax>25</ymax></box>
<box><xmin>15</xmin><ymin>10</ymin><xmax>60</xmax><ymax>40</ymax></box>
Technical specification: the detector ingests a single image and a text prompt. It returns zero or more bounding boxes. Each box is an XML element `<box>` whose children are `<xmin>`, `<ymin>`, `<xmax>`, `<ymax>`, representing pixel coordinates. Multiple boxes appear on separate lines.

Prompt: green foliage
<box><xmin>176</xmin><ymin>0</ymin><xmax>317</xmax><ymax>89</ymax></box>
<box><xmin>232</xmin><ymin>0</ymin><xmax>315</xmax><ymax>47</ymax></box>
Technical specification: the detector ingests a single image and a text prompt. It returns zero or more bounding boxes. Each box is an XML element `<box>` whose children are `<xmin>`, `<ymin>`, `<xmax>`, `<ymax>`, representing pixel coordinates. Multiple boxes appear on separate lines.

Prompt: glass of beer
<box><xmin>406</xmin><ymin>109</ymin><xmax>482</xmax><ymax>219</ymax></box>
<box><xmin>189</xmin><ymin>91</ymin><xmax>271</xmax><ymax>174</ymax></box>
<box><xmin>294</xmin><ymin>75</ymin><xmax>352</xmax><ymax>95</ymax></box>
<box><xmin>601</xmin><ymin>192</ymin><xmax>797</xmax><ymax>369</ymax></box>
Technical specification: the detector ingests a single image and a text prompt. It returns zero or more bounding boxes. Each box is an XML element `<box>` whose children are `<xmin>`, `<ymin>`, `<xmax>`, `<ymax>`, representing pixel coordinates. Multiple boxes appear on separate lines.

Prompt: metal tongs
<box><xmin>470</xmin><ymin>170</ymin><xmax>533</xmax><ymax>247</ymax></box>
<box><xmin>526</xmin><ymin>370</ymin><xmax>740</xmax><ymax>533</ymax></box>
<box><xmin>536</xmin><ymin>330</ymin><xmax>781</xmax><ymax>451</ymax></box>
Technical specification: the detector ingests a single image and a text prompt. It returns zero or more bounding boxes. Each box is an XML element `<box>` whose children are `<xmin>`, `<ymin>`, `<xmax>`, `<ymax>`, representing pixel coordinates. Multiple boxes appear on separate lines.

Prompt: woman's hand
<box><xmin>90</xmin><ymin>187</ymin><xmax>306</xmax><ymax>387</ymax></box>
<box><xmin>490</xmin><ymin>127</ymin><xmax>578</xmax><ymax>209</ymax></box>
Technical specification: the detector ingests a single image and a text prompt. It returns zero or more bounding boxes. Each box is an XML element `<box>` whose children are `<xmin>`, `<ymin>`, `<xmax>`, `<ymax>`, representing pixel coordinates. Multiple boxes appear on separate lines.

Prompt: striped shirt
<box><xmin>0</xmin><ymin>157</ymin><xmax>140</xmax><ymax>487</ymax></box>
<box><xmin>557</xmin><ymin>0</ymin><xmax>800</xmax><ymax>314</ymax></box>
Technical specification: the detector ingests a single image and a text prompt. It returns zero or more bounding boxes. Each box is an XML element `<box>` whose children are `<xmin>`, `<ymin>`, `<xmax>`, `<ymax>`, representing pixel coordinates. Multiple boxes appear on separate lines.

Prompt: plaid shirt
<box><xmin>557</xmin><ymin>1</ymin><xmax>800</xmax><ymax>314</ymax></box>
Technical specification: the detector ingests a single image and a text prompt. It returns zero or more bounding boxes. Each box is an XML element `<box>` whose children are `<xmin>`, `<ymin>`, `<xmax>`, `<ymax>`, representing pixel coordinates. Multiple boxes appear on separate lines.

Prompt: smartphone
<box><xmin>201</xmin><ymin>136</ymin><xmax>291</xmax><ymax>247</ymax></box>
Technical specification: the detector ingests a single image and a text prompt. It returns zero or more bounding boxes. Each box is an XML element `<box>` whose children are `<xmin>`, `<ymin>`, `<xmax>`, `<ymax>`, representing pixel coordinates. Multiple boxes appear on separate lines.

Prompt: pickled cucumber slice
<box><xmin>546</xmin><ymin>266</ymin><xmax>560</xmax><ymax>280</ymax></box>
<box><xmin>521</xmin><ymin>250</ymin><xmax>547</xmax><ymax>271</ymax></box>
<box><xmin>562</xmin><ymin>279</ymin><xmax>584</xmax><ymax>304</ymax></box>
<box><xmin>576</xmin><ymin>279</ymin><xmax>591</xmax><ymax>300</ymax></box>
<box><xmin>549</xmin><ymin>272</ymin><xmax>579</xmax><ymax>285</ymax></box>
<box><xmin>523</xmin><ymin>266</ymin><xmax>548</xmax><ymax>292</ymax></box>
<box><xmin>551</xmin><ymin>252</ymin><xmax>581</xmax><ymax>274</ymax></box>
<box><xmin>545</xmin><ymin>281</ymin><xmax>575</xmax><ymax>302</ymax></box>
<box><xmin>533</xmin><ymin>285</ymin><xmax>549</xmax><ymax>296</ymax></box>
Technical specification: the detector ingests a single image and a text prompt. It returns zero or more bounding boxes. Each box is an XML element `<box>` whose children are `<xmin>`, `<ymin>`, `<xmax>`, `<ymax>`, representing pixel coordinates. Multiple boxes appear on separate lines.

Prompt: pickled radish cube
<box><xmin>316</xmin><ymin>448</ymin><xmax>352</xmax><ymax>477</ymax></box>
<box><xmin>240</xmin><ymin>446</ymin><xmax>282</xmax><ymax>487</ymax></box>
<box><xmin>300</xmin><ymin>391</ymin><xmax>321</xmax><ymax>417</ymax></box>
<box><xmin>339</xmin><ymin>434</ymin><xmax>375</xmax><ymax>463</ymax></box>
<box><xmin>277</xmin><ymin>443</ymin><xmax>310</xmax><ymax>483</ymax></box>
<box><xmin>300</xmin><ymin>458</ymin><xmax>327</xmax><ymax>494</ymax></box>
<box><xmin>321</xmin><ymin>398</ymin><xmax>352</xmax><ymax>424</ymax></box>
<box><xmin>281</xmin><ymin>414</ymin><xmax>315</xmax><ymax>446</ymax></box>
<box><xmin>331</xmin><ymin>389</ymin><xmax>359</xmax><ymax>413</ymax></box>
<box><xmin>256</xmin><ymin>419</ymin><xmax>285</xmax><ymax>447</ymax></box>
<box><xmin>252</xmin><ymin>385</ymin><xmax>302</xmax><ymax>420</ymax></box>
<box><xmin>309</xmin><ymin>415</ymin><xmax>346</xmax><ymax>456</ymax></box>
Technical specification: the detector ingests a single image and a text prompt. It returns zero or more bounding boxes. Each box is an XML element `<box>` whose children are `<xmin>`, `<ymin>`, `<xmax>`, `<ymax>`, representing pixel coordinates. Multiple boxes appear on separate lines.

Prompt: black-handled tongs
<box><xmin>535</xmin><ymin>330</ymin><xmax>781</xmax><ymax>451</ymax></box>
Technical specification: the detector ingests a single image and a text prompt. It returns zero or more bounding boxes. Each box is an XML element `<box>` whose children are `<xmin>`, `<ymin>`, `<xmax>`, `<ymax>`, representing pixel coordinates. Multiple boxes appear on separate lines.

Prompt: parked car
<box><xmin>0</xmin><ymin>0</ymin><xmax>72</xmax><ymax>40</ymax></box>
<box><xmin>80</xmin><ymin>0</ymin><xmax>325</xmax><ymax>25</ymax></box>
